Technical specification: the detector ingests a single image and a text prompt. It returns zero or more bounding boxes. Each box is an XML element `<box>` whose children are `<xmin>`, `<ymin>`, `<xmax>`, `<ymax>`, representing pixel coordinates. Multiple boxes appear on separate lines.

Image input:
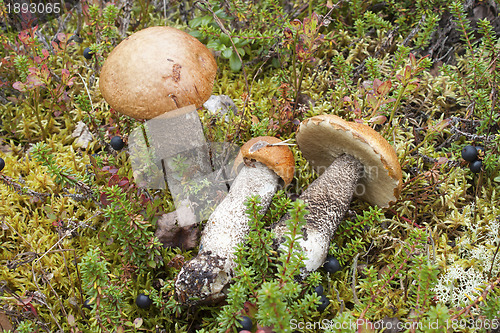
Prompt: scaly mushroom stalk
<box><xmin>175</xmin><ymin>162</ymin><xmax>279</xmax><ymax>303</ymax></box>
<box><xmin>273</xmin><ymin>154</ymin><xmax>363</xmax><ymax>274</ymax></box>
<box><xmin>175</xmin><ymin>136</ymin><xmax>294</xmax><ymax>304</ymax></box>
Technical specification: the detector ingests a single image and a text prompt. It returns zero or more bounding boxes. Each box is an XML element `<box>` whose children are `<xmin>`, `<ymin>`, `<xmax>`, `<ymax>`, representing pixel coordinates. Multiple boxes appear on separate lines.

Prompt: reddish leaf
<box><xmin>368</xmin><ymin>115</ymin><xmax>387</xmax><ymax>125</ymax></box>
<box><xmin>12</xmin><ymin>81</ymin><xmax>25</xmax><ymax>91</ymax></box>
<box><xmin>118</xmin><ymin>178</ymin><xmax>129</xmax><ymax>187</ymax></box>
<box><xmin>41</xmin><ymin>48</ymin><xmax>49</xmax><ymax>59</ymax></box>
<box><xmin>376</xmin><ymin>80</ymin><xmax>392</xmax><ymax>96</ymax></box>
<box><xmin>409</xmin><ymin>53</ymin><xmax>417</xmax><ymax>68</ymax></box>
<box><xmin>51</xmin><ymin>41</ymin><xmax>60</xmax><ymax>52</ymax></box>
<box><xmin>17</xmin><ymin>30</ymin><xmax>29</xmax><ymax>44</ymax></box>
<box><xmin>108</xmin><ymin>174</ymin><xmax>120</xmax><ymax>186</ymax></box>
<box><xmin>404</xmin><ymin>65</ymin><xmax>412</xmax><ymax>80</ymax></box>
<box><xmin>61</xmin><ymin>68</ymin><xmax>70</xmax><ymax>82</ymax></box>
<box><xmin>372</xmin><ymin>78</ymin><xmax>382</xmax><ymax>91</ymax></box>
<box><xmin>25</xmin><ymin>303</ymin><xmax>38</xmax><ymax>317</ymax></box>
<box><xmin>243</xmin><ymin>301</ymin><xmax>257</xmax><ymax>317</ymax></box>
<box><xmin>40</xmin><ymin>64</ymin><xmax>50</xmax><ymax>81</ymax></box>
<box><xmin>57</xmin><ymin>32</ymin><xmax>67</xmax><ymax>43</ymax></box>
<box><xmin>52</xmin><ymin>220</ymin><xmax>64</xmax><ymax>227</ymax></box>
<box><xmin>100</xmin><ymin>192</ymin><xmax>111</xmax><ymax>206</ymax></box>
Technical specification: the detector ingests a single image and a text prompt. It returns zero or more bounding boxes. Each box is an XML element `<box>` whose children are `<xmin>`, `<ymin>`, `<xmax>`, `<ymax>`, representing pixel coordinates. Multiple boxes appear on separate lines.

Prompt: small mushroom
<box><xmin>175</xmin><ymin>136</ymin><xmax>294</xmax><ymax>304</ymax></box>
<box><xmin>99</xmin><ymin>26</ymin><xmax>217</xmax><ymax>120</ymax></box>
<box><xmin>272</xmin><ymin>114</ymin><xmax>402</xmax><ymax>276</ymax></box>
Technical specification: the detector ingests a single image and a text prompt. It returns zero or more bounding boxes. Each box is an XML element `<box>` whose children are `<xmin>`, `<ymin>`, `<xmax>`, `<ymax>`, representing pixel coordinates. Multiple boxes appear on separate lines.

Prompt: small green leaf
<box><xmin>201</xmin><ymin>16</ymin><xmax>212</xmax><ymax>26</ymax></box>
<box><xmin>366</xmin><ymin>94</ymin><xmax>377</xmax><ymax>108</ymax></box>
<box><xmin>189</xmin><ymin>17</ymin><xmax>203</xmax><ymax>28</ymax></box>
<box><xmin>229</xmin><ymin>52</ymin><xmax>242</xmax><ymax>72</ymax></box>
<box><xmin>220</xmin><ymin>33</ymin><xmax>231</xmax><ymax>45</ymax></box>
<box><xmin>222</xmin><ymin>48</ymin><xmax>233</xmax><ymax>59</ymax></box>
<box><xmin>206</xmin><ymin>39</ymin><xmax>221</xmax><ymax>50</ymax></box>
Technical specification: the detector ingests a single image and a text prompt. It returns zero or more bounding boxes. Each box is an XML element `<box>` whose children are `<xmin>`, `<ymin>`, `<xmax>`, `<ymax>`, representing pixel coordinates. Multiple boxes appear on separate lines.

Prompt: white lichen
<box><xmin>432</xmin><ymin>265</ymin><xmax>485</xmax><ymax>309</ymax></box>
<box><xmin>434</xmin><ymin>204</ymin><xmax>500</xmax><ymax>310</ymax></box>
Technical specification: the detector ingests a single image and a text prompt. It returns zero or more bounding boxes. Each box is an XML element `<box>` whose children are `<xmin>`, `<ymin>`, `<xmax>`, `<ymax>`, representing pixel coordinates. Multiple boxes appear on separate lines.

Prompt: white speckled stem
<box><xmin>273</xmin><ymin>154</ymin><xmax>363</xmax><ymax>276</ymax></box>
<box><xmin>175</xmin><ymin>162</ymin><xmax>279</xmax><ymax>304</ymax></box>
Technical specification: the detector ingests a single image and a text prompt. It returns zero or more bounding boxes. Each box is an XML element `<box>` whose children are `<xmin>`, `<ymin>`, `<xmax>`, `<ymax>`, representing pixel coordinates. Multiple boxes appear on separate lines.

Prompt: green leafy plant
<box><xmin>189</xmin><ymin>0</ymin><xmax>283</xmax><ymax>72</ymax></box>
<box><xmin>215</xmin><ymin>197</ymin><xmax>321</xmax><ymax>333</ymax></box>
<box><xmin>1</xmin><ymin>26</ymin><xmax>76</xmax><ymax>141</ymax></box>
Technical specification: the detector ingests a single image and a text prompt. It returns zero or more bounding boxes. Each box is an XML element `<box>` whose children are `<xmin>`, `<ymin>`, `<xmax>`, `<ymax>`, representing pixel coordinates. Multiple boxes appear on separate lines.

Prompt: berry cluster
<box><xmin>314</xmin><ymin>284</ymin><xmax>330</xmax><ymax>312</ymax></box>
<box><xmin>461</xmin><ymin>145</ymin><xmax>484</xmax><ymax>173</ymax></box>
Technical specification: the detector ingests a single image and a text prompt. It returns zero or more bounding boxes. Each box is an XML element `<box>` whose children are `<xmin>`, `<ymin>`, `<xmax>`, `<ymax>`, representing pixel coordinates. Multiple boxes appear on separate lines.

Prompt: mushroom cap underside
<box><xmin>296</xmin><ymin>114</ymin><xmax>403</xmax><ymax>208</ymax></box>
<box><xmin>233</xmin><ymin>136</ymin><xmax>295</xmax><ymax>185</ymax></box>
<box><xmin>99</xmin><ymin>26</ymin><xmax>217</xmax><ymax>120</ymax></box>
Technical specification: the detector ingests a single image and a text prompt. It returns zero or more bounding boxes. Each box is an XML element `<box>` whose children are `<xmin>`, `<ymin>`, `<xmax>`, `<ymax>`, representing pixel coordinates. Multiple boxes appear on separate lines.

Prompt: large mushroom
<box><xmin>99</xmin><ymin>26</ymin><xmax>217</xmax><ymax>120</ymax></box>
<box><xmin>272</xmin><ymin>114</ymin><xmax>402</xmax><ymax>276</ymax></box>
<box><xmin>99</xmin><ymin>26</ymin><xmax>221</xmax><ymax>223</ymax></box>
<box><xmin>175</xmin><ymin>136</ymin><xmax>294</xmax><ymax>304</ymax></box>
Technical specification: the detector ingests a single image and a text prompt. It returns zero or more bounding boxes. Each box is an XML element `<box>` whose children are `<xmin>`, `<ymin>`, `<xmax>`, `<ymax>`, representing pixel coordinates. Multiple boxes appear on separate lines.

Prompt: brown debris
<box><xmin>155</xmin><ymin>201</ymin><xmax>200</xmax><ymax>250</ymax></box>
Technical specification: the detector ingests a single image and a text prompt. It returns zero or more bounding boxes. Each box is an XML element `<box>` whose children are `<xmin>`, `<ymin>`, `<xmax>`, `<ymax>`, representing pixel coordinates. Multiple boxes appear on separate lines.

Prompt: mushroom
<box><xmin>99</xmin><ymin>26</ymin><xmax>217</xmax><ymax>120</ymax></box>
<box><xmin>175</xmin><ymin>136</ymin><xmax>294</xmax><ymax>304</ymax></box>
<box><xmin>272</xmin><ymin>114</ymin><xmax>402</xmax><ymax>276</ymax></box>
<box><xmin>99</xmin><ymin>26</ymin><xmax>221</xmax><ymax>224</ymax></box>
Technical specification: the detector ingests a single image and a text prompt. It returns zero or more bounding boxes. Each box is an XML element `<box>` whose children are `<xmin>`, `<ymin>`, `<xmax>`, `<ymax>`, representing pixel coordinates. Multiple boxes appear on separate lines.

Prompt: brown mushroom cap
<box><xmin>296</xmin><ymin>114</ymin><xmax>402</xmax><ymax>208</ymax></box>
<box><xmin>99</xmin><ymin>26</ymin><xmax>217</xmax><ymax>120</ymax></box>
<box><xmin>233</xmin><ymin>136</ymin><xmax>295</xmax><ymax>185</ymax></box>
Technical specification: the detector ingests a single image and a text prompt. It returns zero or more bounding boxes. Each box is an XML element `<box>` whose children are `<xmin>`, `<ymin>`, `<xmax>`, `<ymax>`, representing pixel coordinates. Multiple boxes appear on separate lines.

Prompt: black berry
<box><xmin>83</xmin><ymin>299</ymin><xmax>92</xmax><ymax>309</ymax></box>
<box><xmin>83</xmin><ymin>47</ymin><xmax>94</xmax><ymax>59</ymax></box>
<box><xmin>317</xmin><ymin>295</ymin><xmax>330</xmax><ymax>312</ymax></box>
<box><xmin>323</xmin><ymin>256</ymin><xmax>341</xmax><ymax>274</ymax></box>
<box><xmin>469</xmin><ymin>159</ymin><xmax>482</xmax><ymax>173</ymax></box>
<box><xmin>0</xmin><ymin>157</ymin><xmax>4</xmax><ymax>172</ymax></box>
<box><xmin>135</xmin><ymin>293</ymin><xmax>152</xmax><ymax>309</ymax></box>
<box><xmin>237</xmin><ymin>316</ymin><xmax>252</xmax><ymax>332</ymax></box>
<box><xmin>314</xmin><ymin>285</ymin><xmax>324</xmax><ymax>296</ymax></box>
<box><xmin>110</xmin><ymin>136</ymin><xmax>125</xmax><ymax>151</ymax></box>
<box><xmin>461</xmin><ymin>145</ymin><xmax>478</xmax><ymax>162</ymax></box>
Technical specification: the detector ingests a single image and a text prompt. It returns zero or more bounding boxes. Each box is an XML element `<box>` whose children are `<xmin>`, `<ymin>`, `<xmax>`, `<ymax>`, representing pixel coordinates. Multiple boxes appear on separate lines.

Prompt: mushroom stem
<box><xmin>273</xmin><ymin>154</ymin><xmax>363</xmax><ymax>275</ymax></box>
<box><xmin>175</xmin><ymin>161</ymin><xmax>280</xmax><ymax>303</ymax></box>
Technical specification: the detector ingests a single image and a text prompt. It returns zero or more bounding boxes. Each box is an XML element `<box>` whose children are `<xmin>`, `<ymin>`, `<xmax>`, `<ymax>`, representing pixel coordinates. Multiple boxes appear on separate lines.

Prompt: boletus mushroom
<box><xmin>272</xmin><ymin>114</ymin><xmax>402</xmax><ymax>276</ymax></box>
<box><xmin>99</xmin><ymin>26</ymin><xmax>217</xmax><ymax>120</ymax></box>
<box><xmin>175</xmin><ymin>136</ymin><xmax>294</xmax><ymax>304</ymax></box>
